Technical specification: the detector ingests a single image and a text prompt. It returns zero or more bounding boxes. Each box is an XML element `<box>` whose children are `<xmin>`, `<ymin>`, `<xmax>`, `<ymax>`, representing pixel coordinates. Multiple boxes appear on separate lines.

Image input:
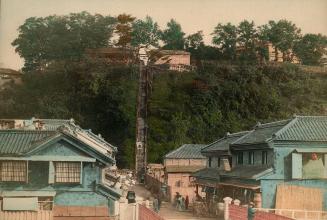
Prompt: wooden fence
<box><xmin>0</xmin><ymin>210</ymin><xmax>53</xmax><ymax>220</ymax></box>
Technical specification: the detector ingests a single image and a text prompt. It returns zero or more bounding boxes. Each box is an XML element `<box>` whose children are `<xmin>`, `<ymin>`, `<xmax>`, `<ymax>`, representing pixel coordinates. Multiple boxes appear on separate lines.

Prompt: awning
<box><xmin>0</xmin><ymin>191</ymin><xmax>56</xmax><ymax>197</ymax></box>
<box><xmin>294</xmin><ymin>148</ymin><xmax>327</xmax><ymax>153</ymax></box>
<box><xmin>218</xmin><ymin>182</ymin><xmax>260</xmax><ymax>190</ymax></box>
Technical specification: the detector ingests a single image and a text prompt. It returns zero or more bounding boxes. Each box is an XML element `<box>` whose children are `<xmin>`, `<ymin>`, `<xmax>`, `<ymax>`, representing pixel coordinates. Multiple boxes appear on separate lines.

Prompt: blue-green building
<box><xmin>0</xmin><ymin>118</ymin><xmax>121</xmax><ymax>220</ymax></box>
<box><xmin>193</xmin><ymin>116</ymin><xmax>327</xmax><ymax>212</ymax></box>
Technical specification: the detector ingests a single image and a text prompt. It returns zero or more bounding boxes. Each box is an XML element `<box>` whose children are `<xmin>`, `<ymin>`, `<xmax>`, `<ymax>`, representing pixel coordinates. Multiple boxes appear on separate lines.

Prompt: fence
<box><xmin>138</xmin><ymin>204</ymin><xmax>164</xmax><ymax>220</ymax></box>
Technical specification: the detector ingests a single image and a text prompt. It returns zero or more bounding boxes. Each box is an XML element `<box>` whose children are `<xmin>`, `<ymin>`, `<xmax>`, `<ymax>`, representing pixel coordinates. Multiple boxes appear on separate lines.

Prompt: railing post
<box><xmin>305</xmin><ymin>210</ymin><xmax>308</xmax><ymax>219</ymax></box>
<box><xmin>223</xmin><ymin>197</ymin><xmax>233</xmax><ymax>220</ymax></box>
<box><xmin>291</xmin><ymin>210</ymin><xmax>295</xmax><ymax>219</ymax></box>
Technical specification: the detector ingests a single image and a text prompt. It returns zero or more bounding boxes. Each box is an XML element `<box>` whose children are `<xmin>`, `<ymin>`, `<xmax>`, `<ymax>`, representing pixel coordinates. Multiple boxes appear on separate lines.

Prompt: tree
<box><xmin>212</xmin><ymin>23</ymin><xmax>238</xmax><ymax>60</ymax></box>
<box><xmin>237</xmin><ymin>20</ymin><xmax>258</xmax><ymax>61</ymax></box>
<box><xmin>131</xmin><ymin>16</ymin><xmax>161</xmax><ymax>48</ymax></box>
<box><xmin>259</xmin><ymin>20</ymin><xmax>301</xmax><ymax>61</ymax></box>
<box><xmin>185</xmin><ymin>31</ymin><xmax>204</xmax><ymax>50</ymax></box>
<box><xmin>12</xmin><ymin>12</ymin><xmax>116</xmax><ymax>72</ymax></box>
<box><xmin>115</xmin><ymin>14</ymin><xmax>135</xmax><ymax>47</ymax></box>
<box><xmin>294</xmin><ymin>34</ymin><xmax>327</xmax><ymax>65</ymax></box>
<box><xmin>161</xmin><ymin>19</ymin><xmax>185</xmax><ymax>50</ymax></box>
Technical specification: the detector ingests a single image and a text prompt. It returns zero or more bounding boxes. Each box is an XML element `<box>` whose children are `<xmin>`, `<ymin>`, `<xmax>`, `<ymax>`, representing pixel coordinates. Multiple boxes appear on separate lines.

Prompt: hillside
<box><xmin>0</xmin><ymin>61</ymin><xmax>326</xmax><ymax>167</ymax></box>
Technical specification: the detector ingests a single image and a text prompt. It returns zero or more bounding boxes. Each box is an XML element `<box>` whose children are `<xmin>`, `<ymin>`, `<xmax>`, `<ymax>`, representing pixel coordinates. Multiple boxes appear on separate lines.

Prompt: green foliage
<box><xmin>212</xmin><ymin>23</ymin><xmax>238</xmax><ymax>60</ymax></box>
<box><xmin>259</xmin><ymin>20</ymin><xmax>301</xmax><ymax>61</ymax></box>
<box><xmin>161</xmin><ymin>19</ymin><xmax>185</xmax><ymax>50</ymax></box>
<box><xmin>147</xmin><ymin>63</ymin><xmax>327</xmax><ymax>163</ymax></box>
<box><xmin>131</xmin><ymin>16</ymin><xmax>161</xmax><ymax>48</ymax></box>
<box><xmin>294</xmin><ymin>34</ymin><xmax>327</xmax><ymax>65</ymax></box>
<box><xmin>0</xmin><ymin>61</ymin><xmax>138</xmax><ymax>167</ymax></box>
<box><xmin>237</xmin><ymin>20</ymin><xmax>258</xmax><ymax>62</ymax></box>
<box><xmin>0</xmin><ymin>61</ymin><xmax>326</xmax><ymax>166</ymax></box>
<box><xmin>12</xmin><ymin>12</ymin><xmax>116</xmax><ymax>72</ymax></box>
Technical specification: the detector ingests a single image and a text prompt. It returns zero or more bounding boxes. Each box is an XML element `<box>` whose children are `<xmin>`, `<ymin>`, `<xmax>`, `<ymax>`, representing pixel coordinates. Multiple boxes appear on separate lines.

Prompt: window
<box><xmin>237</xmin><ymin>152</ymin><xmax>243</xmax><ymax>165</ymax></box>
<box><xmin>208</xmin><ymin>157</ymin><xmax>212</xmax><ymax>167</ymax></box>
<box><xmin>292</xmin><ymin>153</ymin><xmax>327</xmax><ymax>179</ymax></box>
<box><xmin>55</xmin><ymin>162</ymin><xmax>81</xmax><ymax>183</ymax></box>
<box><xmin>218</xmin><ymin>157</ymin><xmax>221</xmax><ymax>167</ymax></box>
<box><xmin>0</xmin><ymin>161</ymin><xmax>27</xmax><ymax>182</ymax></box>
<box><xmin>262</xmin><ymin>151</ymin><xmax>268</xmax><ymax>164</ymax></box>
<box><xmin>248</xmin><ymin>151</ymin><xmax>254</xmax><ymax>165</ymax></box>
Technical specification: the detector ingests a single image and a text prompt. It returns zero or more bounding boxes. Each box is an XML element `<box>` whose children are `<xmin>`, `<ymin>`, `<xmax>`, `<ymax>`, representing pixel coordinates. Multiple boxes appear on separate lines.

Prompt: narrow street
<box><xmin>130</xmin><ymin>184</ymin><xmax>216</xmax><ymax>220</ymax></box>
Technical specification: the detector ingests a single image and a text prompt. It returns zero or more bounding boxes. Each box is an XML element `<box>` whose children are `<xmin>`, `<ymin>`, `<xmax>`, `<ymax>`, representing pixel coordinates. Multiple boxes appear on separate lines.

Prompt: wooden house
<box><xmin>0</xmin><ymin>118</ymin><xmax>121</xmax><ymax>220</ymax></box>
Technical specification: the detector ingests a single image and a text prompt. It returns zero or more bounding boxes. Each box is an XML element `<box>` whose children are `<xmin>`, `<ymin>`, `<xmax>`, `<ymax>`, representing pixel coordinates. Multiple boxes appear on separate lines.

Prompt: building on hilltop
<box><xmin>150</xmin><ymin>50</ymin><xmax>192</xmax><ymax>71</ymax></box>
<box><xmin>164</xmin><ymin>144</ymin><xmax>207</xmax><ymax>202</ymax></box>
<box><xmin>0</xmin><ymin>118</ymin><xmax>121</xmax><ymax>220</ymax></box>
<box><xmin>192</xmin><ymin>115</ymin><xmax>327</xmax><ymax>218</ymax></box>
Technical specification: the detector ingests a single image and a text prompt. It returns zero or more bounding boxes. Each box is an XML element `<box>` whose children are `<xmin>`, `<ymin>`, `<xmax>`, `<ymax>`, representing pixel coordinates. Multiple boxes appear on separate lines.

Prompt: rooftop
<box><xmin>273</xmin><ymin>116</ymin><xmax>327</xmax><ymax>142</ymax></box>
<box><xmin>231</xmin><ymin>115</ymin><xmax>327</xmax><ymax>146</ymax></box>
<box><xmin>0</xmin><ymin>118</ymin><xmax>117</xmax><ymax>158</ymax></box>
<box><xmin>201</xmin><ymin>131</ymin><xmax>250</xmax><ymax>153</ymax></box>
<box><xmin>165</xmin><ymin>144</ymin><xmax>207</xmax><ymax>159</ymax></box>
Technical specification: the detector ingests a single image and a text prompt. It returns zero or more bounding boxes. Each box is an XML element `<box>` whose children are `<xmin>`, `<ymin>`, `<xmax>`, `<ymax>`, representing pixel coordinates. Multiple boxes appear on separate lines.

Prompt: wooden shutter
<box><xmin>48</xmin><ymin>161</ymin><xmax>55</xmax><ymax>184</ymax></box>
<box><xmin>292</xmin><ymin>153</ymin><xmax>302</xmax><ymax>179</ymax></box>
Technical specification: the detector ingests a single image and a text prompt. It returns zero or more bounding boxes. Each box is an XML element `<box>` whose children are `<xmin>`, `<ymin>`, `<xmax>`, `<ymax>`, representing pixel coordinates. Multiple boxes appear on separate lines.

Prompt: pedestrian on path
<box><xmin>248</xmin><ymin>202</ymin><xmax>256</xmax><ymax>220</ymax></box>
<box><xmin>185</xmin><ymin>195</ymin><xmax>189</xmax><ymax>210</ymax></box>
<box><xmin>153</xmin><ymin>197</ymin><xmax>159</xmax><ymax>213</ymax></box>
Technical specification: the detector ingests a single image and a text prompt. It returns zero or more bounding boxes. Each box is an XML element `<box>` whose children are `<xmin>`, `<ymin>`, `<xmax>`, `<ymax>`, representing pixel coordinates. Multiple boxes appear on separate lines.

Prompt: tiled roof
<box><xmin>165</xmin><ymin>144</ymin><xmax>207</xmax><ymax>159</ymax></box>
<box><xmin>191</xmin><ymin>168</ymin><xmax>220</xmax><ymax>181</ymax></box>
<box><xmin>202</xmin><ymin>131</ymin><xmax>250</xmax><ymax>153</ymax></box>
<box><xmin>191</xmin><ymin>166</ymin><xmax>272</xmax><ymax>181</ymax></box>
<box><xmin>0</xmin><ymin>118</ymin><xmax>117</xmax><ymax>159</ymax></box>
<box><xmin>232</xmin><ymin>119</ymin><xmax>291</xmax><ymax>145</ymax></box>
<box><xmin>0</xmin><ymin>130</ymin><xmax>57</xmax><ymax>156</ymax></box>
<box><xmin>273</xmin><ymin>116</ymin><xmax>327</xmax><ymax>142</ymax></box>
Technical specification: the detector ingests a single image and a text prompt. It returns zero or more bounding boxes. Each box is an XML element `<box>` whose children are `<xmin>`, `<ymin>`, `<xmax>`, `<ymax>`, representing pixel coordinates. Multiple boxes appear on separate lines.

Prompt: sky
<box><xmin>0</xmin><ymin>0</ymin><xmax>327</xmax><ymax>70</ymax></box>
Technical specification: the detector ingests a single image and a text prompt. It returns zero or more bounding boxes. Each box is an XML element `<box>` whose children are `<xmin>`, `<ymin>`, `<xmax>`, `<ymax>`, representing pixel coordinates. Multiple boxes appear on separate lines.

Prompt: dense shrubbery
<box><xmin>146</xmin><ymin>63</ymin><xmax>327</xmax><ymax>163</ymax></box>
<box><xmin>2</xmin><ymin>61</ymin><xmax>326</xmax><ymax>167</ymax></box>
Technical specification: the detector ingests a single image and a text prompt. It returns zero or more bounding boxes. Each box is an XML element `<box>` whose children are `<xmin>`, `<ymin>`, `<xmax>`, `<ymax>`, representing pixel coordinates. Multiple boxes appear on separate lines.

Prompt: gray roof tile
<box><xmin>274</xmin><ymin>116</ymin><xmax>327</xmax><ymax>142</ymax></box>
<box><xmin>165</xmin><ymin>144</ymin><xmax>206</xmax><ymax>159</ymax></box>
<box><xmin>202</xmin><ymin>131</ymin><xmax>250</xmax><ymax>153</ymax></box>
<box><xmin>232</xmin><ymin>119</ymin><xmax>291</xmax><ymax>145</ymax></box>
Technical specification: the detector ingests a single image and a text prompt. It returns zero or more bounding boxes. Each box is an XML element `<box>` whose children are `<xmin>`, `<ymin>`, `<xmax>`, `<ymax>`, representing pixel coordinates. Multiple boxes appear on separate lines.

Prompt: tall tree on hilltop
<box><xmin>161</xmin><ymin>19</ymin><xmax>185</xmax><ymax>50</ymax></box>
<box><xmin>115</xmin><ymin>14</ymin><xmax>135</xmax><ymax>47</ymax></box>
<box><xmin>212</xmin><ymin>23</ymin><xmax>238</xmax><ymax>60</ymax></box>
<box><xmin>237</xmin><ymin>20</ymin><xmax>258</xmax><ymax>62</ymax></box>
<box><xmin>12</xmin><ymin>12</ymin><xmax>116</xmax><ymax>72</ymax></box>
<box><xmin>131</xmin><ymin>16</ymin><xmax>161</xmax><ymax>48</ymax></box>
<box><xmin>184</xmin><ymin>31</ymin><xmax>204</xmax><ymax>51</ymax></box>
<box><xmin>259</xmin><ymin>20</ymin><xmax>301</xmax><ymax>62</ymax></box>
<box><xmin>294</xmin><ymin>34</ymin><xmax>327</xmax><ymax>65</ymax></box>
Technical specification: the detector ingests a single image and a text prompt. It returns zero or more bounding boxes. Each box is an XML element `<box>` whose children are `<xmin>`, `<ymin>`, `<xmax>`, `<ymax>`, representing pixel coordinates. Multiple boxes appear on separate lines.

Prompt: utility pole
<box><xmin>135</xmin><ymin>47</ymin><xmax>149</xmax><ymax>182</ymax></box>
